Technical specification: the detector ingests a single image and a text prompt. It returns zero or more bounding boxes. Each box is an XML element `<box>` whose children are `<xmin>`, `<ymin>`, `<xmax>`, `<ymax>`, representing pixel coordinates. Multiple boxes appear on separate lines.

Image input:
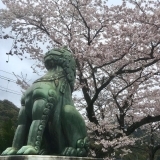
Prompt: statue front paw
<box><xmin>17</xmin><ymin>145</ymin><xmax>39</xmax><ymax>155</ymax></box>
<box><xmin>76</xmin><ymin>148</ymin><xmax>87</xmax><ymax>157</ymax></box>
<box><xmin>1</xmin><ymin>147</ymin><xmax>18</xmax><ymax>155</ymax></box>
<box><xmin>61</xmin><ymin>147</ymin><xmax>77</xmax><ymax>156</ymax></box>
<box><xmin>61</xmin><ymin>147</ymin><xmax>87</xmax><ymax>157</ymax></box>
<box><xmin>61</xmin><ymin>137</ymin><xmax>89</xmax><ymax>157</ymax></box>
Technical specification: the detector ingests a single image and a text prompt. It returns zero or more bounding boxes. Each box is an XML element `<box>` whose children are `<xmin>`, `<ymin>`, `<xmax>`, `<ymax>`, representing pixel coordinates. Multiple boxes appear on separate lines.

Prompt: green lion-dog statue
<box><xmin>1</xmin><ymin>47</ymin><xmax>89</xmax><ymax>157</ymax></box>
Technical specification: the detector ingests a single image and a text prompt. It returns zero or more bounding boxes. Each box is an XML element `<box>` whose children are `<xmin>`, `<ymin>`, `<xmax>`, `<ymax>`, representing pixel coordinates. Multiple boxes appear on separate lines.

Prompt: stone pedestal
<box><xmin>0</xmin><ymin>155</ymin><xmax>103</xmax><ymax>160</ymax></box>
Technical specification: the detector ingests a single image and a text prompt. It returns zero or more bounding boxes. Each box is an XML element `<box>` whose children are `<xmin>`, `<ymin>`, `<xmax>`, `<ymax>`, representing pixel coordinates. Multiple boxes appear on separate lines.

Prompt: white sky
<box><xmin>0</xmin><ymin>0</ymin><xmax>122</xmax><ymax>107</ymax></box>
<box><xmin>0</xmin><ymin>0</ymin><xmax>41</xmax><ymax>107</ymax></box>
<box><xmin>0</xmin><ymin>38</ymin><xmax>40</xmax><ymax>107</ymax></box>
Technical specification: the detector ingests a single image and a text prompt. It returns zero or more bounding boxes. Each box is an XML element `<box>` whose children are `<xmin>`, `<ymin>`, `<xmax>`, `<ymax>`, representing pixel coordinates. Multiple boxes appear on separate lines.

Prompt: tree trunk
<box><xmin>149</xmin><ymin>150</ymin><xmax>155</xmax><ymax>160</ymax></box>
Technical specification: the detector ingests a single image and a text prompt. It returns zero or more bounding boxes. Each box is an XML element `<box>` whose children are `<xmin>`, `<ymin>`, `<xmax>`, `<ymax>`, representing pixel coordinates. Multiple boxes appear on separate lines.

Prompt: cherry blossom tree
<box><xmin>0</xmin><ymin>0</ymin><xmax>160</xmax><ymax>159</ymax></box>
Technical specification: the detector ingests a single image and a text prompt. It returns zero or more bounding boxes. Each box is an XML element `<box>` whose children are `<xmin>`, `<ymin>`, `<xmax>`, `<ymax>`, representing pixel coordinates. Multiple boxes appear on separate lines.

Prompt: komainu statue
<box><xmin>2</xmin><ymin>47</ymin><xmax>89</xmax><ymax>157</ymax></box>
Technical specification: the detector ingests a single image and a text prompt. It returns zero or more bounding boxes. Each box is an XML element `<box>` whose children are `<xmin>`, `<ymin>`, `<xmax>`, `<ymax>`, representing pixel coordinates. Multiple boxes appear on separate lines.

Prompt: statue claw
<box><xmin>61</xmin><ymin>147</ymin><xmax>77</xmax><ymax>156</ymax></box>
<box><xmin>17</xmin><ymin>145</ymin><xmax>38</xmax><ymax>155</ymax></box>
<box><xmin>61</xmin><ymin>147</ymin><xmax>87</xmax><ymax>157</ymax></box>
<box><xmin>1</xmin><ymin>147</ymin><xmax>18</xmax><ymax>155</ymax></box>
<box><xmin>77</xmin><ymin>148</ymin><xmax>87</xmax><ymax>157</ymax></box>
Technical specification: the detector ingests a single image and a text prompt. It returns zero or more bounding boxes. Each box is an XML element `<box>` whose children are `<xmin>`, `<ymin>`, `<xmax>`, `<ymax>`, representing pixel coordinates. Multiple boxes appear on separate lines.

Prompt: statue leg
<box><xmin>1</xmin><ymin>98</ymin><xmax>29</xmax><ymax>155</ymax></box>
<box><xmin>16</xmin><ymin>99</ymin><xmax>50</xmax><ymax>154</ymax></box>
<box><xmin>61</xmin><ymin>105</ymin><xmax>89</xmax><ymax>157</ymax></box>
<box><xmin>17</xmin><ymin>89</ymin><xmax>57</xmax><ymax>155</ymax></box>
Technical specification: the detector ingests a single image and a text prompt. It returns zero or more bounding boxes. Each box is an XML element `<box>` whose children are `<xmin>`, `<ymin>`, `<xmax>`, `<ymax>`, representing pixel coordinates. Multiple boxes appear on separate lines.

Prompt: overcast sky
<box><xmin>0</xmin><ymin>38</ymin><xmax>40</xmax><ymax>107</ymax></box>
<box><xmin>0</xmin><ymin>0</ymin><xmax>122</xmax><ymax>107</ymax></box>
<box><xmin>0</xmin><ymin>1</ymin><xmax>45</xmax><ymax>107</ymax></box>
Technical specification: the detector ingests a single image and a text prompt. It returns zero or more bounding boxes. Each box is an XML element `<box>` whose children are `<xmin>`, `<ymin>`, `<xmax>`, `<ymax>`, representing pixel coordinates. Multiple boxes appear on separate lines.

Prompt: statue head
<box><xmin>44</xmin><ymin>47</ymin><xmax>76</xmax><ymax>92</ymax></box>
<box><xmin>44</xmin><ymin>48</ymin><xmax>62</xmax><ymax>70</ymax></box>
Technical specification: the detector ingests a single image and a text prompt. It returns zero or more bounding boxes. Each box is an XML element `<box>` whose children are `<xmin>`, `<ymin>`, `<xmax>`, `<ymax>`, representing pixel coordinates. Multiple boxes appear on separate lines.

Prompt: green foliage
<box><xmin>0</xmin><ymin>100</ymin><xmax>19</xmax><ymax>154</ymax></box>
<box><xmin>114</xmin><ymin>128</ymin><xmax>160</xmax><ymax>160</ymax></box>
<box><xmin>0</xmin><ymin>120</ymin><xmax>15</xmax><ymax>154</ymax></box>
<box><xmin>155</xmin><ymin>150</ymin><xmax>160</xmax><ymax>160</ymax></box>
<box><xmin>122</xmin><ymin>147</ymin><xmax>148</xmax><ymax>160</ymax></box>
<box><xmin>0</xmin><ymin>100</ymin><xmax>19</xmax><ymax>128</ymax></box>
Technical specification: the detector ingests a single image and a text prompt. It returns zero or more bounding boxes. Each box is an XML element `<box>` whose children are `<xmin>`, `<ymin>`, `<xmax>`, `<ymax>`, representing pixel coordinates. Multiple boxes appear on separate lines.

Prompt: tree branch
<box><xmin>126</xmin><ymin>115</ymin><xmax>160</xmax><ymax>135</ymax></box>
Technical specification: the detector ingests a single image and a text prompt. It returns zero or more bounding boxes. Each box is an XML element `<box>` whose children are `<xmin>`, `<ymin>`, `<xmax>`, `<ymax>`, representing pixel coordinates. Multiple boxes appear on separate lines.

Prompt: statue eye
<box><xmin>45</xmin><ymin>60</ymin><xmax>55</xmax><ymax>70</ymax></box>
<box><xmin>48</xmin><ymin>61</ymin><xmax>52</xmax><ymax>66</ymax></box>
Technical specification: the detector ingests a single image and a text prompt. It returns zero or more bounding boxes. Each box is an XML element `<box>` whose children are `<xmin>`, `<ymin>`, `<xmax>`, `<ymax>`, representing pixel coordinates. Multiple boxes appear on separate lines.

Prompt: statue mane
<box><xmin>44</xmin><ymin>47</ymin><xmax>76</xmax><ymax>92</ymax></box>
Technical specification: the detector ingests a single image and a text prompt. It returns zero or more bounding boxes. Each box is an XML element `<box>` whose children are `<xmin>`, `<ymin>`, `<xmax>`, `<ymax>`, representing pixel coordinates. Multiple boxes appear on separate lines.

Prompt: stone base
<box><xmin>0</xmin><ymin>155</ymin><xmax>103</xmax><ymax>160</ymax></box>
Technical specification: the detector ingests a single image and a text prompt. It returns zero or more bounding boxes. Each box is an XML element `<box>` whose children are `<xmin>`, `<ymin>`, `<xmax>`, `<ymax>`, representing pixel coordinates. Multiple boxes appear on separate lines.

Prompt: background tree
<box><xmin>0</xmin><ymin>0</ymin><xmax>160</xmax><ymax>159</ymax></box>
<box><xmin>0</xmin><ymin>120</ymin><xmax>15</xmax><ymax>154</ymax></box>
<box><xmin>0</xmin><ymin>100</ymin><xmax>19</xmax><ymax>154</ymax></box>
